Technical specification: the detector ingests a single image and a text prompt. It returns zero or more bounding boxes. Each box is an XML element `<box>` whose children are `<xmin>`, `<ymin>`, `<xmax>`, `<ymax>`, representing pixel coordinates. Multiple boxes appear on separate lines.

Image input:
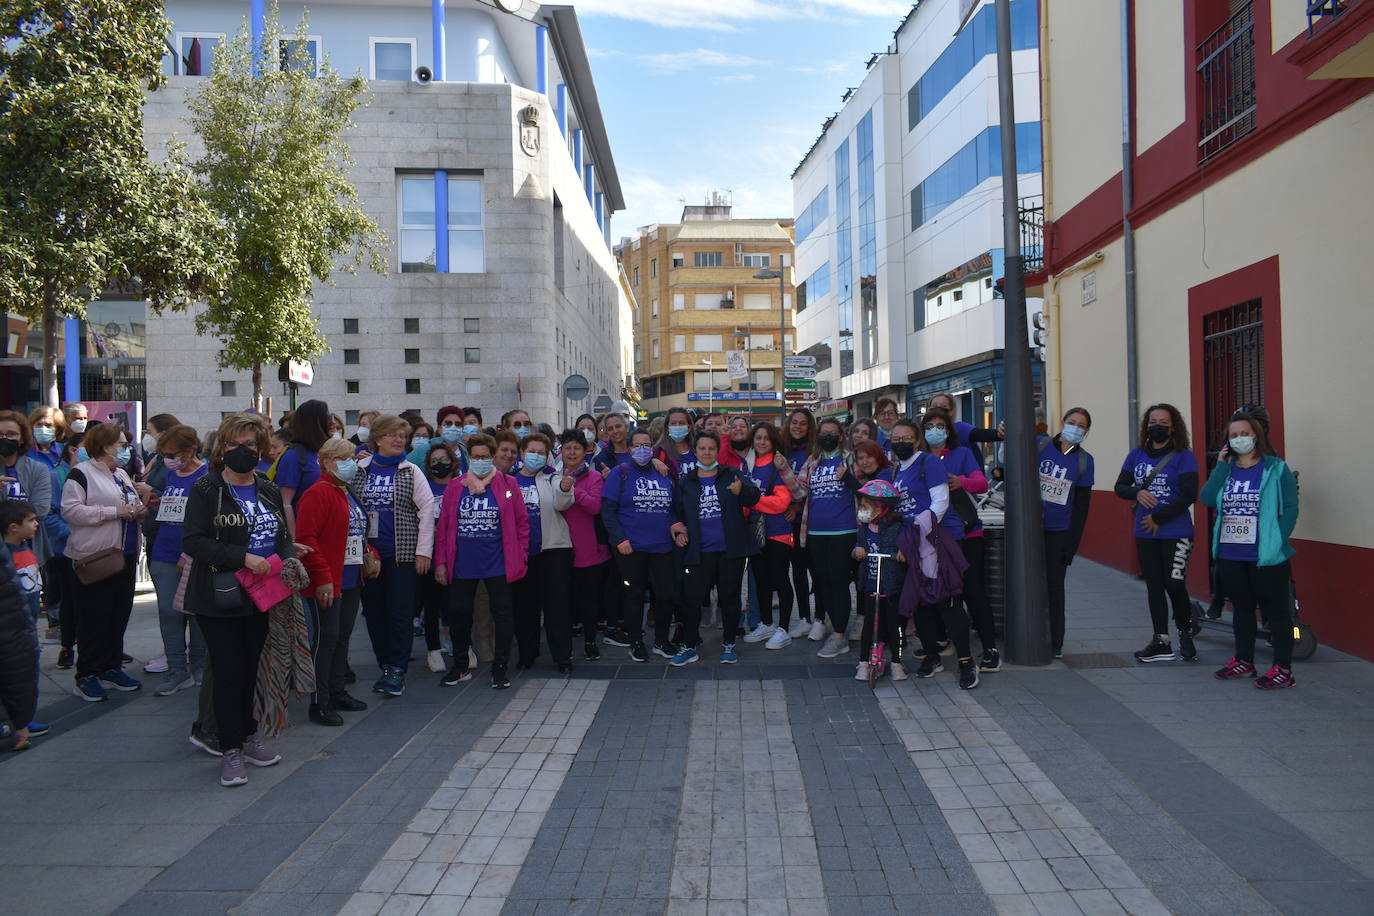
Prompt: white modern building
<box><xmin>135</xmin><ymin>0</ymin><xmax>630</xmax><ymax>431</ymax></box>
<box><xmin>790</xmin><ymin>0</ymin><xmax>1042</xmax><ymax>427</ymax></box>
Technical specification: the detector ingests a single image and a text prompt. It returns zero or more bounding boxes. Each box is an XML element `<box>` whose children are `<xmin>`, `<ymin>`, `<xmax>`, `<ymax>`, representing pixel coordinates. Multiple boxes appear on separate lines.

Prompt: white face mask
<box><xmin>69</xmin><ymin>419</ymin><xmax>88</xmax><ymax>434</ymax></box>
<box><xmin>856</xmin><ymin>508</ymin><xmax>874</xmax><ymax>524</ymax></box>
<box><xmin>141</xmin><ymin>433</ymin><xmax>158</xmax><ymax>454</ymax></box>
<box><xmin>356</xmin><ymin>426</ymin><xmax>371</xmax><ymax>441</ymax></box>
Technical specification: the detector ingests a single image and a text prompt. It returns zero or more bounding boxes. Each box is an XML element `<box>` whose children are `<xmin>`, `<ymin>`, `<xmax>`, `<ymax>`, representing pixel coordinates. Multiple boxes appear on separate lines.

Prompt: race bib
<box><xmin>434</xmin><ymin>495</ymin><xmax>443</xmax><ymax>519</ymax></box>
<box><xmin>1220</xmin><ymin>514</ymin><xmax>1257</xmax><ymax>545</ymax></box>
<box><xmin>367</xmin><ymin>511</ymin><xmax>379</xmax><ymax>539</ymax></box>
<box><xmin>1039</xmin><ymin>473</ymin><xmax>1071</xmax><ymax>506</ymax></box>
<box><xmin>344</xmin><ymin>535</ymin><xmax>364</xmax><ymax>565</ymax></box>
<box><xmin>156</xmin><ymin>495</ymin><xmax>187</xmax><ymax>523</ymax></box>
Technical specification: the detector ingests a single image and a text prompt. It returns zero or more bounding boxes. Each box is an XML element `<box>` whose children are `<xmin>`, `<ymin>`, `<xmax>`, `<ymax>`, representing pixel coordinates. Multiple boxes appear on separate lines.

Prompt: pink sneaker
<box><xmin>1255</xmin><ymin>665</ymin><xmax>1295</xmax><ymax>690</ymax></box>
<box><xmin>1213</xmin><ymin>656</ymin><xmax>1256</xmax><ymax>680</ymax></box>
<box><xmin>241</xmin><ymin>734</ymin><xmax>281</xmax><ymax>767</ymax></box>
<box><xmin>143</xmin><ymin>655</ymin><xmax>169</xmax><ymax>674</ymax></box>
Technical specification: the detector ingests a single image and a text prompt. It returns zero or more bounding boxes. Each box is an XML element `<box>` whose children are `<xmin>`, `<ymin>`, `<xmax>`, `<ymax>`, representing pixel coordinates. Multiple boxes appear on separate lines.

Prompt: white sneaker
<box><xmin>808</xmin><ymin>619</ymin><xmax>830</xmax><ymax>641</ymax></box>
<box><xmin>845</xmin><ymin>615</ymin><xmax>863</xmax><ymax>641</ymax></box>
<box><xmin>787</xmin><ymin>618</ymin><xmax>811</xmax><ymax>639</ymax></box>
<box><xmin>765</xmin><ymin>629</ymin><xmax>793</xmax><ymax>650</ymax></box>
<box><xmin>427</xmin><ymin>650</ymin><xmax>446</xmax><ymax>673</ymax></box>
<box><xmin>817</xmin><ymin>633</ymin><xmax>850</xmax><ymax>659</ymax></box>
<box><xmin>743</xmin><ymin>624</ymin><xmax>777</xmax><ymax>644</ymax></box>
<box><xmin>890</xmin><ymin>662</ymin><xmax>909</xmax><ymax>681</ymax></box>
<box><xmin>854</xmin><ymin>662</ymin><xmax>870</xmax><ymax>681</ymax></box>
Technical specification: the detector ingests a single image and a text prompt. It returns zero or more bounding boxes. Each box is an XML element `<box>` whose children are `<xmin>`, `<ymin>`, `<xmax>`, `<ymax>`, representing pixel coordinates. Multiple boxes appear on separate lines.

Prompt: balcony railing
<box><xmin>1018</xmin><ymin>195</ymin><xmax>1044</xmax><ymax>274</ymax></box>
<box><xmin>1308</xmin><ymin>0</ymin><xmax>1354</xmax><ymax>34</ymax></box>
<box><xmin>1197</xmin><ymin>2</ymin><xmax>1257</xmax><ymax>161</ymax></box>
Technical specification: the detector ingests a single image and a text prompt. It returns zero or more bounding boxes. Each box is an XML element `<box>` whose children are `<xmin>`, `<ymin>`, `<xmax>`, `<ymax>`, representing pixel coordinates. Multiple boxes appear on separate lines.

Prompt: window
<box><xmin>910</xmin><ymin>123</ymin><xmax>1041</xmax><ymax>230</ymax></box>
<box><xmin>742</xmin><ymin>293</ymin><xmax>772</xmax><ymax>310</ymax></box>
<box><xmin>673</xmin><ymin>293</ymin><xmax>685</xmax><ymax>311</ymax></box>
<box><xmin>651</xmin><ymin>339</ymin><xmax>661</xmax><ymax>359</ymax></box>
<box><xmin>345</xmin><ymin>410</ymin><xmax>360</xmax><ymax>426</ymax></box>
<box><xmin>780</xmin><ymin>253</ymin><xmax>792</xmax><ymax>268</ymax></box>
<box><xmin>465</xmin><ymin>378</ymin><xmax>481</xmax><ymax>394</ymax></box>
<box><xmin>220</xmin><ymin>380</ymin><xmax>236</xmax><ymax>397</ymax></box>
<box><xmin>694</xmin><ymin>293</ymin><xmax>722</xmax><ymax>311</ymax></box>
<box><xmin>279</xmin><ymin>37</ymin><xmax>321</xmax><ymax>76</ymax></box>
<box><xmin>694</xmin><ymin>252</ymin><xmax>723</xmax><ymax>268</ymax></box>
<box><xmin>346</xmin><ymin>379</ymin><xmax>360</xmax><ymax>394</ymax></box>
<box><xmin>693</xmin><ymin>370</ymin><xmax>730</xmax><ymax>392</ymax></box>
<box><xmin>907</xmin><ymin>0</ymin><xmax>1037</xmax><ymax>131</ymax></box>
<box><xmin>1202</xmin><ymin>298</ymin><xmax>1265</xmax><ymax>463</ymax></box>
<box><xmin>175</xmin><ymin>33</ymin><xmax>224</xmax><ymax>76</ymax></box>
<box><xmin>464</xmin><ymin>348</ymin><xmax>480</xmax><ymax>363</ymax></box>
<box><xmin>673</xmin><ymin>335</ymin><xmax>686</xmax><ymax>353</ymax></box>
<box><xmin>748</xmin><ymin>370</ymin><xmax>775</xmax><ymax>391</ymax></box>
<box><xmin>913</xmin><ymin>291</ymin><xmax>926</xmax><ymax>331</ymax></box>
<box><xmin>742</xmin><ymin>254</ymin><xmax>771</xmax><ymax>268</ymax></box>
<box><xmin>343</xmin><ymin>318</ymin><xmax>359</xmax><ymax>334</ymax></box>
<box><xmin>694</xmin><ymin>334</ymin><xmax>723</xmax><ymax>352</ymax></box>
<box><xmin>800</xmin><ymin>338</ymin><xmax>834</xmax><ymax>373</ymax></box>
<box><xmin>650</xmin><ymin>258</ymin><xmax>658</xmax><ymax>278</ymax></box>
<box><xmin>672</xmin><ymin>253</ymin><xmax>684</xmax><ymax>269</ymax></box>
<box><xmin>633</xmin><ymin>267</ymin><xmax>640</xmax><ymax>286</ymax></box>
<box><xmin>404</xmin><ymin>317</ymin><xmax>420</xmax><ymax>333</ymax></box>
<box><xmin>953</xmin><ymin>289</ymin><xmax>963</xmax><ymax>302</ymax></box>
<box><xmin>397</xmin><ymin>174</ymin><xmax>484</xmax><ymax>273</ymax></box>
<box><xmin>369</xmin><ymin>38</ymin><xmax>416</xmax><ymax>81</ymax></box>
<box><xmin>406</xmin><ymin>378</ymin><xmax>421</xmax><ymax>394</ymax></box>
<box><xmin>651</xmin><ymin>299</ymin><xmax>659</xmax><ymax>318</ymax></box>
<box><xmin>344</xmin><ymin>349</ymin><xmax>360</xmax><ymax>365</ymax></box>
<box><xmin>799</xmin><ymin>263</ymin><xmax>830</xmax><ymax>315</ymax></box>
<box><xmin>464</xmin><ymin>318</ymin><xmax>480</xmax><ymax>333</ymax></box>
<box><xmin>858</xmin><ymin>110</ymin><xmax>879</xmax><ymax>370</ymax></box>
<box><xmin>635</xmin><ymin>343</ymin><xmax>643</xmax><ymax>365</ymax></box>
<box><xmin>404</xmin><ymin>348</ymin><xmax>420</xmax><ymax>364</ymax></box>
<box><xmin>746</xmin><ymin>333</ymin><xmax>773</xmax><ymax>350</ymax></box>
<box><xmin>795</xmin><ymin>188</ymin><xmax>829</xmax><ymax>244</ymax></box>
<box><xmin>835</xmin><ymin>139</ymin><xmax>854</xmax><ymax>377</ymax></box>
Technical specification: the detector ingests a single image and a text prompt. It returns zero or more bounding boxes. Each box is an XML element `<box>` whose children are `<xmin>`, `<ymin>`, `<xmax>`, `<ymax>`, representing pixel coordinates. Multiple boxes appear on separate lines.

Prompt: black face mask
<box><xmin>430</xmin><ymin>461</ymin><xmax>453</xmax><ymax>478</ymax></box>
<box><xmin>729</xmin><ymin>436</ymin><xmax>749</xmax><ymax>451</ymax></box>
<box><xmin>1146</xmin><ymin>424</ymin><xmax>1171</xmax><ymax>444</ymax></box>
<box><xmin>890</xmin><ymin>442</ymin><xmax>916</xmax><ymax>462</ymax></box>
<box><xmin>817</xmin><ymin>433</ymin><xmax>840</xmax><ymax>453</ymax></box>
<box><xmin>0</xmin><ymin>439</ymin><xmax>20</xmax><ymax>458</ymax></box>
<box><xmin>223</xmin><ymin>446</ymin><xmax>259</xmax><ymax>474</ymax></box>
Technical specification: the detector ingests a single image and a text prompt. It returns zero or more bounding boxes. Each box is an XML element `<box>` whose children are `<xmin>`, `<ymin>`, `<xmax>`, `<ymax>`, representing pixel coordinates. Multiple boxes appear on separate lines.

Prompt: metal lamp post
<box><xmin>753</xmin><ymin>267</ymin><xmax>788</xmax><ymax>416</ymax></box>
<box><xmin>700</xmin><ymin>358</ymin><xmax>714</xmax><ymax>415</ymax></box>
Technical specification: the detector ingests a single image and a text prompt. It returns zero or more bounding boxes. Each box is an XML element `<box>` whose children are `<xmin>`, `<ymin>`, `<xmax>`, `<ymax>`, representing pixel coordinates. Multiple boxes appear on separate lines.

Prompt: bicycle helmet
<box><xmin>857</xmin><ymin>479</ymin><xmax>900</xmax><ymax>504</ymax></box>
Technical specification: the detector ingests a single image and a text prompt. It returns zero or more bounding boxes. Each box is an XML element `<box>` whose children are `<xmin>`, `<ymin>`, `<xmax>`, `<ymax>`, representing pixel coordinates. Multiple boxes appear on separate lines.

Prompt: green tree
<box><xmin>0</xmin><ymin>1</ymin><xmax>231</xmax><ymax>406</ymax></box>
<box><xmin>189</xmin><ymin>8</ymin><xmax>387</xmax><ymax>410</ymax></box>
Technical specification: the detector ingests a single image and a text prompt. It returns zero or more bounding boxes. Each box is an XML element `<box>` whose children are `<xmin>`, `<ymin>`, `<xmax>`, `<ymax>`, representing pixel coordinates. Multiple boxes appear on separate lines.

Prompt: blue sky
<box><xmin>568</xmin><ymin>0</ymin><xmax>914</xmax><ymax>238</ymax></box>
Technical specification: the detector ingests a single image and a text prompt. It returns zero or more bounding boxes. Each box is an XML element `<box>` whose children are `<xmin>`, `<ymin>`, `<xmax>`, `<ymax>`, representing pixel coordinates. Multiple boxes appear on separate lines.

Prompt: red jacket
<box><xmin>295</xmin><ymin>476</ymin><xmax>373</xmax><ymax>591</ymax></box>
<box><xmin>434</xmin><ymin>471</ymin><xmax>530</xmax><ymax>582</ymax></box>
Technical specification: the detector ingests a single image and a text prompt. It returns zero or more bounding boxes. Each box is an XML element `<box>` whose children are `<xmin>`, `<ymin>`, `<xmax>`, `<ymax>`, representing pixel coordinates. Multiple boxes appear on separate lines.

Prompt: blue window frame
<box><xmin>907</xmin><ymin>0</ymin><xmax>1037</xmax><ymax>132</ymax></box>
<box><xmin>795</xmin><ymin>188</ymin><xmax>829</xmax><ymax>245</ymax></box>
<box><xmin>909</xmin><ymin>123</ymin><xmax>1041</xmax><ymax>231</ymax></box>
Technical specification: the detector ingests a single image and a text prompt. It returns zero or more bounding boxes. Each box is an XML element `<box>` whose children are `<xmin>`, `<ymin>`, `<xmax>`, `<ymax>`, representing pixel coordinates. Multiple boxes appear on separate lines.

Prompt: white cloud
<box><xmin>636</xmin><ymin>48</ymin><xmax>766</xmax><ymax>72</ymax></box>
<box><xmin>570</xmin><ymin>0</ymin><xmax>911</xmax><ymax>31</ymax></box>
<box><xmin>712</xmin><ymin>72</ymin><xmax>757</xmax><ymax>84</ymax></box>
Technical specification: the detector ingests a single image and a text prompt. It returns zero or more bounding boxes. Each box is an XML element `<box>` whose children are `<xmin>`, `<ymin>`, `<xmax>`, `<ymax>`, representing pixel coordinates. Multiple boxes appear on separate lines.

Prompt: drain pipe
<box><xmin>1121</xmin><ymin>0</ymin><xmax>1139</xmax><ymax>445</ymax></box>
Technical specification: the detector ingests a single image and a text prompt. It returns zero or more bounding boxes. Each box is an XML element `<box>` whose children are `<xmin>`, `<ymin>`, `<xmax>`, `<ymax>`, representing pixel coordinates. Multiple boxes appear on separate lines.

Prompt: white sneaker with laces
<box><xmin>808</xmin><ymin>619</ymin><xmax>830</xmax><ymax>641</ymax></box>
<box><xmin>890</xmin><ymin>662</ymin><xmax>909</xmax><ymax>681</ymax></box>
<box><xmin>765</xmin><ymin>628</ymin><xmax>793</xmax><ymax>650</ymax></box>
<box><xmin>845</xmin><ymin>615</ymin><xmax>863</xmax><ymax>642</ymax></box>
<box><xmin>743</xmin><ymin>624</ymin><xmax>777</xmax><ymax>644</ymax></box>
<box><xmin>817</xmin><ymin>633</ymin><xmax>850</xmax><ymax>659</ymax></box>
<box><xmin>427</xmin><ymin>650</ymin><xmax>446</xmax><ymax>673</ymax></box>
<box><xmin>854</xmin><ymin>662</ymin><xmax>870</xmax><ymax>681</ymax></box>
<box><xmin>787</xmin><ymin>618</ymin><xmax>811</xmax><ymax>639</ymax></box>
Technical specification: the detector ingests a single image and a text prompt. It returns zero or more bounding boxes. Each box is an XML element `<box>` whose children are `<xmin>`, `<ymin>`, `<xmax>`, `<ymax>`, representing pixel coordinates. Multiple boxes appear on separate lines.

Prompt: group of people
<box><xmin>0</xmin><ymin>392</ymin><xmax>1300</xmax><ymax>786</ymax></box>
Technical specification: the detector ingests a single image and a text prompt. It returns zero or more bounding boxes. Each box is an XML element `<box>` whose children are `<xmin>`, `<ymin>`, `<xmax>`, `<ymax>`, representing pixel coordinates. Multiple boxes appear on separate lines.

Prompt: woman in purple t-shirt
<box><xmin>148</xmin><ymin>424</ymin><xmax>209</xmax><ymax>697</ymax></box>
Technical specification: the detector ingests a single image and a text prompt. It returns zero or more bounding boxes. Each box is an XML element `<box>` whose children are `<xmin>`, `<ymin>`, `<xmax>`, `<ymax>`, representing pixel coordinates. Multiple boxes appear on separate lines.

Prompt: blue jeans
<box><xmin>149</xmin><ymin>560</ymin><xmax>206</xmax><ymax>674</ymax></box>
<box><xmin>362</xmin><ymin>559</ymin><xmax>418</xmax><ymax>672</ymax></box>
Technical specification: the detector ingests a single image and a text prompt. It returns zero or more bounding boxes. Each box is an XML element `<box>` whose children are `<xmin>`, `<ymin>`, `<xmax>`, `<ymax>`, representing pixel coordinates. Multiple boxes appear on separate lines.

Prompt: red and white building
<box><xmin>1036</xmin><ymin>1</ymin><xmax>1374</xmax><ymax>657</ymax></box>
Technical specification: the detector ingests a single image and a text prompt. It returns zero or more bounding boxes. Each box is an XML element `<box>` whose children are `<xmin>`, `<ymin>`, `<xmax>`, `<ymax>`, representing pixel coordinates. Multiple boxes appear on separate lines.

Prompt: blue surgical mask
<box><xmin>514</xmin><ymin>426</ymin><xmax>530</xmax><ymax>440</ymax></box>
<box><xmin>1061</xmin><ymin>425</ymin><xmax>1086</xmax><ymax>445</ymax></box>
<box><xmin>668</xmin><ymin>425</ymin><xmax>690</xmax><ymax>442</ymax></box>
<box><xmin>924</xmin><ymin>428</ymin><xmax>947</xmax><ymax>448</ymax></box>
<box><xmin>441</xmin><ymin>426</ymin><xmax>463</xmax><ymax>444</ymax></box>
<box><xmin>1229</xmin><ymin>436</ymin><xmax>1255</xmax><ymax>456</ymax></box>
<box><xmin>631</xmin><ymin>446</ymin><xmax>654</xmax><ymax>466</ymax></box>
<box><xmin>34</xmin><ymin>427</ymin><xmax>56</xmax><ymax>447</ymax></box>
<box><xmin>696</xmin><ymin>461</ymin><xmax>719</xmax><ymax>472</ymax></box>
<box><xmin>462</xmin><ymin>424</ymin><xmax>480</xmax><ymax>438</ymax></box>
<box><xmin>522</xmin><ymin>452</ymin><xmax>547</xmax><ymax>473</ymax></box>
<box><xmin>334</xmin><ymin>458</ymin><xmax>359</xmax><ymax>483</ymax></box>
<box><xmin>469</xmin><ymin>458</ymin><xmax>494</xmax><ymax>477</ymax></box>
<box><xmin>115</xmin><ymin>446</ymin><xmax>132</xmax><ymax>467</ymax></box>
<box><xmin>76</xmin><ymin>447</ymin><xmax>90</xmax><ymax>463</ymax></box>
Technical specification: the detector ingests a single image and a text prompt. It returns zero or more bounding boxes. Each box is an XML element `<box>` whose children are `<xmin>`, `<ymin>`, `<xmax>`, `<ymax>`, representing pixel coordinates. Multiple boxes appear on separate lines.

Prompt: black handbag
<box><xmin>950</xmin><ymin>488</ymin><xmax>981</xmax><ymax>534</ymax></box>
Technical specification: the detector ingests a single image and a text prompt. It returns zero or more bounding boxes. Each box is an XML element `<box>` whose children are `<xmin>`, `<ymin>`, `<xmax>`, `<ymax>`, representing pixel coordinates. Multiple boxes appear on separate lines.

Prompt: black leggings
<box><xmin>572</xmin><ymin>561</ymin><xmax>608</xmax><ymax>645</ymax></box>
<box><xmin>616</xmin><ymin>550</ymin><xmax>673</xmax><ymax>647</ymax></box>
<box><xmin>198</xmin><ymin>612</ymin><xmax>269</xmax><ymax>751</ymax></box>
<box><xmin>51</xmin><ymin>555</ymin><xmax>77</xmax><ymax>650</ymax></box>
<box><xmin>419</xmin><ymin>572</ymin><xmax>444</xmax><ymax>652</ymax></box>
<box><xmin>915</xmin><ymin>598</ymin><xmax>972</xmax><ymax>660</ymax></box>
<box><xmin>858</xmin><ymin>591</ymin><xmax>903</xmax><ymax>662</ymax></box>
<box><xmin>809</xmin><ymin>534</ymin><xmax>856</xmax><ymax>634</ymax></box>
<box><xmin>959</xmin><ymin>537</ymin><xmax>996</xmax><ymax>651</ymax></box>
<box><xmin>72</xmin><ymin>556</ymin><xmax>136</xmax><ymax>679</ymax></box>
<box><xmin>1218</xmin><ymin>558</ymin><xmax>1293</xmax><ymax>668</ymax></box>
<box><xmin>682</xmin><ymin>552</ymin><xmax>746</xmax><ymax>648</ymax></box>
<box><xmin>751</xmin><ymin>539</ymin><xmax>795</xmax><ymax>628</ymax></box>
<box><xmin>789</xmin><ymin>536</ymin><xmax>813</xmax><ymax>621</ymax></box>
<box><xmin>1044</xmin><ymin>530</ymin><xmax>1072</xmax><ymax>653</ymax></box>
<box><xmin>1136</xmin><ymin>537</ymin><xmax>1194</xmax><ymax>635</ymax></box>
<box><xmin>513</xmin><ymin>548</ymin><xmax>574</xmax><ymax>666</ymax></box>
<box><xmin>447</xmin><ymin>576</ymin><xmax>514</xmax><ymax>671</ymax></box>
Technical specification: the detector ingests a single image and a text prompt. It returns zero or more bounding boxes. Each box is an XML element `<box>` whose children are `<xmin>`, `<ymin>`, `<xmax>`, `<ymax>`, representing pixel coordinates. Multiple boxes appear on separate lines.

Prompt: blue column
<box><xmin>572</xmin><ymin>129</ymin><xmax>583</xmax><ymax>176</ymax></box>
<box><xmin>556</xmin><ymin>84</ymin><xmax>567</xmax><ymax>136</ymax></box>
<box><xmin>63</xmin><ymin>317</ymin><xmax>80</xmax><ymax>403</ymax></box>
<box><xmin>535</xmin><ymin>25</ymin><xmax>548</xmax><ymax>94</ymax></box>
<box><xmin>432</xmin><ymin>0</ymin><xmax>446</xmax><ymax>80</ymax></box>
<box><xmin>595</xmin><ymin>191</ymin><xmax>604</xmax><ymax>232</ymax></box>
<box><xmin>584</xmin><ymin>161</ymin><xmax>594</xmax><ymax>205</ymax></box>
<box><xmin>250</xmin><ymin>0</ymin><xmax>265</xmax><ymax>75</ymax></box>
<box><xmin>434</xmin><ymin>170</ymin><xmax>449</xmax><ymax>273</ymax></box>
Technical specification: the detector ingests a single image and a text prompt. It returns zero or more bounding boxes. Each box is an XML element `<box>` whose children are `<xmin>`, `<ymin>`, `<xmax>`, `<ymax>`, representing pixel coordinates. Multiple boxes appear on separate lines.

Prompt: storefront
<box><xmin>907</xmin><ymin>350</ymin><xmax>1043</xmax><ymax>430</ymax></box>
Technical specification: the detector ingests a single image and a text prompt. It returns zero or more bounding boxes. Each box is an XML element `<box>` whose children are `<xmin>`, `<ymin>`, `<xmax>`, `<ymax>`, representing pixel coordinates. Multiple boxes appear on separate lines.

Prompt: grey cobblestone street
<box><xmin>3</xmin><ymin>559</ymin><xmax>1372</xmax><ymax>915</ymax></box>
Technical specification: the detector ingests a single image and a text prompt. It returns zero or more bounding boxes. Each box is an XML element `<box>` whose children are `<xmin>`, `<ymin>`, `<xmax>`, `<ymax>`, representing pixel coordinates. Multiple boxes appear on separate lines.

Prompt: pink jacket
<box><xmin>433</xmin><ymin>471</ymin><xmax>530</xmax><ymax>583</ymax></box>
<box><xmin>560</xmin><ymin>466</ymin><xmax>610</xmax><ymax>568</ymax></box>
<box><xmin>61</xmin><ymin>459</ymin><xmax>141</xmax><ymax>560</ymax></box>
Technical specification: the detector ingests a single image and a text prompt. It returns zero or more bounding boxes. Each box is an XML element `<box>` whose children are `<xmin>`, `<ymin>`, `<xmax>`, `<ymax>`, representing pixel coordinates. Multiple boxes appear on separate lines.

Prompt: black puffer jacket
<box><xmin>180</xmin><ymin>471</ymin><xmax>293</xmax><ymax>617</ymax></box>
<box><xmin>0</xmin><ymin>544</ymin><xmax>37</xmax><ymax>739</ymax></box>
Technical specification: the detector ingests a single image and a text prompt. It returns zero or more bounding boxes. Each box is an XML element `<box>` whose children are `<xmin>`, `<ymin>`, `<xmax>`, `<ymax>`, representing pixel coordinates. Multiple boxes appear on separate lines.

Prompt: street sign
<box><xmin>687</xmin><ymin>391</ymin><xmax>781</xmax><ymax>402</ymax></box>
<box><xmin>783</xmin><ymin>367</ymin><xmax>816</xmax><ymax>379</ymax></box>
<box><xmin>564</xmin><ymin>373</ymin><xmax>590</xmax><ymax>402</ymax></box>
<box><xmin>287</xmin><ymin>360</ymin><xmax>313</xmax><ymax>386</ymax></box>
<box><xmin>783</xmin><ymin>355</ymin><xmax>816</xmax><ymax>368</ymax></box>
<box><xmin>725</xmin><ymin>351</ymin><xmax>748</xmax><ymax>380</ymax></box>
<box><xmin>592</xmin><ymin>390</ymin><xmax>613</xmax><ymax>412</ymax></box>
<box><xmin>783</xmin><ymin>379</ymin><xmax>817</xmax><ymax>391</ymax></box>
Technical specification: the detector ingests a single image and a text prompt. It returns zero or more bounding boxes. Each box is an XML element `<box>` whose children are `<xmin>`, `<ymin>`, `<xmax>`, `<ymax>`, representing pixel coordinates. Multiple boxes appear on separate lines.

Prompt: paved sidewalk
<box><xmin>2</xmin><ymin>561</ymin><xmax>1371</xmax><ymax>915</ymax></box>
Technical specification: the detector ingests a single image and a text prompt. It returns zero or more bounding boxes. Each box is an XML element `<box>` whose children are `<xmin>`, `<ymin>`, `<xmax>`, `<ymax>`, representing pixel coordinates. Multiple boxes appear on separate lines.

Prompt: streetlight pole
<box><xmin>754</xmin><ymin>266</ymin><xmax>788</xmax><ymax>418</ymax></box>
<box><xmin>700</xmin><ymin>358</ymin><xmax>714</xmax><ymax>415</ymax></box>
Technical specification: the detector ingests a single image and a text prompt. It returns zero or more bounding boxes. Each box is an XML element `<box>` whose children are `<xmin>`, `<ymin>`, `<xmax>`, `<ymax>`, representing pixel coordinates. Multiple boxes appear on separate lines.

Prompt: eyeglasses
<box><xmin>889</xmin><ymin>435</ymin><xmax>917</xmax><ymax>444</ymax></box>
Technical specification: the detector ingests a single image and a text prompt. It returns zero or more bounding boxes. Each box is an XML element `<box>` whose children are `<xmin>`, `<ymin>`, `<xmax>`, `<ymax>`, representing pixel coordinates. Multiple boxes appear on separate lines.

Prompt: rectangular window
<box><xmin>910</xmin><ymin>123</ymin><xmax>1041</xmax><ymax>231</ymax></box>
<box><xmin>464</xmin><ymin>318</ymin><xmax>480</xmax><ymax>333</ymax></box>
<box><xmin>1202</xmin><ymin>298</ymin><xmax>1264</xmax><ymax>464</ymax></box>
<box><xmin>693</xmin><ymin>370</ymin><xmax>729</xmax><ymax>392</ymax></box>
<box><xmin>398</xmin><ymin>176</ymin><xmax>436</xmax><ymax>272</ymax></box>
<box><xmin>913</xmin><ymin>291</ymin><xmax>926</xmax><ymax>331</ymax></box>
<box><xmin>694</xmin><ymin>293</ymin><xmax>722</xmax><ymax>311</ymax></box>
<box><xmin>749</xmin><ymin>370</ymin><xmax>775</xmax><ymax>391</ymax></box>
<box><xmin>694</xmin><ymin>334</ymin><xmax>723</xmax><ymax>352</ymax></box>
<box><xmin>651</xmin><ymin>299</ymin><xmax>659</xmax><ymax>317</ymax></box>
<box><xmin>465</xmin><ymin>378</ymin><xmax>481</xmax><ymax>394</ymax></box>
<box><xmin>369</xmin><ymin>37</ymin><xmax>416</xmax><ymax>81</ymax></box>
<box><xmin>404</xmin><ymin>348</ymin><xmax>420</xmax><ymax>364</ymax></box>
<box><xmin>742</xmin><ymin>254</ymin><xmax>771</xmax><ymax>268</ymax></box>
<box><xmin>346</xmin><ymin>379</ymin><xmax>360</xmax><ymax>394</ymax></box>
<box><xmin>651</xmin><ymin>339</ymin><xmax>661</xmax><ymax>359</ymax></box>
<box><xmin>795</xmin><ymin>188</ymin><xmax>830</xmax><ymax>244</ymax></box>
<box><xmin>447</xmin><ymin>177</ymin><xmax>484</xmax><ymax>273</ymax></box>
<box><xmin>694</xmin><ymin>252</ymin><xmax>723</xmax><ymax>268</ymax></box>
<box><xmin>175</xmin><ymin>33</ymin><xmax>224</xmax><ymax>76</ymax></box>
<box><xmin>345</xmin><ymin>410</ymin><xmax>360</xmax><ymax>426</ymax></box>
<box><xmin>344</xmin><ymin>349</ymin><xmax>360</xmax><ymax>365</ymax></box>
<box><xmin>907</xmin><ymin>0</ymin><xmax>1037</xmax><ymax>131</ymax></box>
<box><xmin>343</xmin><ymin>318</ymin><xmax>359</xmax><ymax>334</ymax></box>
<box><xmin>673</xmin><ymin>293</ymin><xmax>685</xmax><ymax>311</ymax></box>
<box><xmin>404</xmin><ymin>317</ymin><xmax>420</xmax><ymax>333</ymax></box>
<box><xmin>673</xmin><ymin>335</ymin><xmax>686</xmax><ymax>353</ymax></box>
<box><xmin>464</xmin><ymin>348</ymin><xmax>480</xmax><ymax>363</ymax></box>
<box><xmin>633</xmin><ymin>267</ymin><xmax>640</xmax><ymax>285</ymax></box>
<box><xmin>405</xmin><ymin>378</ymin><xmax>421</xmax><ymax>394</ymax></box>
<box><xmin>742</xmin><ymin>293</ymin><xmax>772</xmax><ymax>310</ymax></box>
<box><xmin>279</xmin><ymin>37</ymin><xmax>321</xmax><ymax>76</ymax></box>
<box><xmin>672</xmin><ymin>253</ymin><xmax>684</xmax><ymax>269</ymax></box>
<box><xmin>650</xmin><ymin>258</ymin><xmax>658</xmax><ymax>278</ymax></box>
<box><xmin>220</xmin><ymin>380</ymin><xmax>236</xmax><ymax>397</ymax></box>
<box><xmin>397</xmin><ymin>174</ymin><xmax>483</xmax><ymax>274</ymax></box>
